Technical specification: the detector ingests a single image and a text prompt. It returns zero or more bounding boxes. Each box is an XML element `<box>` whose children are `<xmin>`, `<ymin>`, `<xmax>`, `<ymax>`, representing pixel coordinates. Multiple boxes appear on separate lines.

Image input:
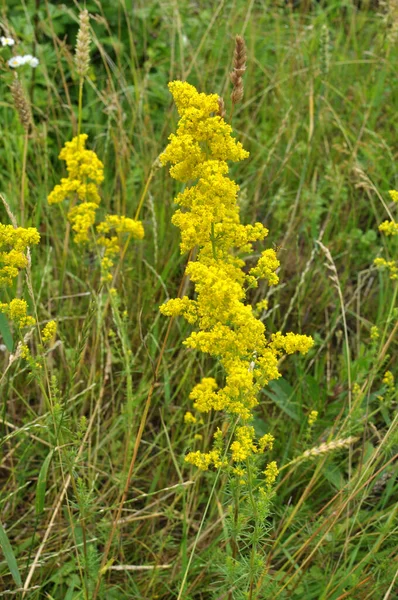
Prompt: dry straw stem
<box><xmin>10</xmin><ymin>77</ymin><xmax>33</xmax><ymax>132</ymax></box>
<box><xmin>75</xmin><ymin>9</ymin><xmax>91</xmax><ymax>77</ymax></box>
<box><xmin>230</xmin><ymin>34</ymin><xmax>246</xmax><ymax>105</ymax></box>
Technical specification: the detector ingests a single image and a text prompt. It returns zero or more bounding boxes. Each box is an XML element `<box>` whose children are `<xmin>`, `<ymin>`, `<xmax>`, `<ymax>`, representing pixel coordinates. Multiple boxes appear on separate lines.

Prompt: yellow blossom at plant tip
<box><xmin>382</xmin><ymin>371</ymin><xmax>394</xmax><ymax>390</ymax></box>
<box><xmin>0</xmin><ymin>224</ymin><xmax>40</xmax><ymax>286</ymax></box>
<box><xmin>389</xmin><ymin>190</ymin><xmax>398</xmax><ymax>203</ymax></box>
<box><xmin>264</xmin><ymin>461</ymin><xmax>279</xmax><ymax>488</ymax></box>
<box><xmin>230</xmin><ymin>425</ymin><xmax>257</xmax><ymax>462</ymax></box>
<box><xmin>379</xmin><ymin>220</ymin><xmax>398</xmax><ymax>236</ymax></box>
<box><xmin>254</xmin><ymin>298</ymin><xmax>269</xmax><ymax>315</ymax></box>
<box><xmin>20</xmin><ymin>344</ymin><xmax>30</xmax><ymax>359</ymax></box>
<box><xmin>370</xmin><ymin>326</ymin><xmax>379</xmax><ymax>340</ymax></box>
<box><xmin>184</xmin><ymin>411</ymin><xmax>197</xmax><ymax>425</ymax></box>
<box><xmin>374</xmin><ymin>257</ymin><xmax>398</xmax><ymax>280</ymax></box>
<box><xmin>160</xmin><ymin>81</ymin><xmax>314</xmax><ymax>472</ymax></box>
<box><xmin>42</xmin><ymin>320</ymin><xmax>57</xmax><ymax>343</ymax></box>
<box><xmin>258</xmin><ymin>433</ymin><xmax>275</xmax><ymax>452</ymax></box>
<box><xmin>308</xmin><ymin>410</ymin><xmax>318</xmax><ymax>427</ymax></box>
<box><xmin>352</xmin><ymin>383</ymin><xmax>361</xmax><ymax>398</ymax></box>
<box><xmin>0</xmin><ymin>298</ymin><xmax>35</xmax><ymax>328</ymax></box>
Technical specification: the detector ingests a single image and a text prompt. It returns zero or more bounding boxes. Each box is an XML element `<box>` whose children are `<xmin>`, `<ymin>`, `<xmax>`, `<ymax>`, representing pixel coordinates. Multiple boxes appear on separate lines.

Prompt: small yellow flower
<box><xmin>382</xmin><ymin>371</ymin><xmax>394</xmax><ymax>390</ymax></box>
<box><xmin>389</xmin><ymin>190</ymin><xmax>398</xmax><ymax>203</ymax></box>
<box><xmin>42</xmin><ymin>320</ymin><xmax>57</xmax><ymax>343</ymax></box>
<box><xmin>352</xmin><ymin>383</ymin><xmax>361</xmax><ymax>398</ymax></box>
<box><xmin>379</xmin><ymin>220</ymin><xmax>398</xmax><ymax>236</ymax></box>
<box><xmin>308</xmin><ymin>410</ymin><xmax>318</xmax><ymax>427</ymax></box>
<box><xmin>254</xmin><ymin>299</ymin><xmax>269</xmax><ymax>315</ymax></box>
<box><xmin>264</xmin><ymin>461</ymin><xmax>279</xmax><ymax>488</ymax></box>
<box><xmin>370</xmin><ymin>326</ymin><xmax>379</xmax><ymax>341</ymax></box>
<box><xmin>230</xmin><ymin>426</ymin><xmax>257</xmax><ymax>462</ymax></box>
<box><xmin>0</xmin><ymin>298</ymin><xmax>35</xmax><ymax>328</ymax></box>
<box><xmin>20</xmin><ymin>344</ymin><xmax>30</xmax><ymax>359</ymax></box>
<box><xmin>258</xmin><ymin>433</ymin><xmax>275</xmax><ymax>452</ymax></box>
<box><xmin>184</xmin><ymin>411</ymin><xmax>197</xmax><ymax>425</ymax></box>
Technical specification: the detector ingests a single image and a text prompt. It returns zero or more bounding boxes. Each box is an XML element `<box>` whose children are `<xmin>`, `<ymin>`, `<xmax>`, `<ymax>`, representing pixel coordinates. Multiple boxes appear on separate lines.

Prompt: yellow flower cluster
<box><xmin>96</xmin><ymin>215</ymin><xmax>144</xmax><ymax>281</ymax></box>
<box><xmin>0</xmin><ymin>224</ymin><xmax>40</xmax><ymax>286</ymax></box>
<box><xmin>382</xmin><ymin>370</ymin><xmax>394</xmax><ymax>390</ymax></box>
<box><xmin>160</xmin><ymin>81</ymin><xmax>313</xmax><ymax>471</ymax></box>
<box><xmin>42</xmin><ymin>320</ymin><xmax>57</xmax><ymax>343</ymax></box>
<box><xmin>0</xmin><ymin>298</ymin><xmax>35</xmax><ymax>328</ymax></box>
<box><xmin>374</xmin><ymin>190</ymin><xmax>398</xmax><ymax>279</ymax></box>
<box><xmin>184</xmin><ymin>411</ymin><xmax>197</xmax><ymax>424</ymax></box>
<box><xmin>48</xmin><ymin>135</ymin><xmax>144</xmax><ymax>279</ymax></box>
<box><xmin>264</xmin><ymin>461</ymin><xmax>279</xmax><ymax>488</ymax></box>
<box><xmin>379</xmin><ymin>221</ymin><xmax>398</xmax><ymax>236</ymax></box>
<box><xmin>370</xmin><ymin>326</ymin><xmax>379</xmax><ymax>341</ymax></box>
<box><xmin>48</xmin><ymin>134</ymin><xmax>104</xmax><ymax>243</ymax></box>
<box><xmin>308</xmin><ymin>410</ymin><xmax>318</xmax><ymax>427</ymax></box>
<box><xmin>0</xmin><ymin>223</ymin><xmax>40</xmax><ymax>328</ymax></box>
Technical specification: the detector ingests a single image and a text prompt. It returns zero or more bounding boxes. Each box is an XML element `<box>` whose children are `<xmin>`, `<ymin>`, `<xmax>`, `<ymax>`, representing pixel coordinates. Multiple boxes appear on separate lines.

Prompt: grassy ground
<box><xmin>0</xmin><ymin>1</ymin><xmax>397</xmax><ymax>598</ymax></box>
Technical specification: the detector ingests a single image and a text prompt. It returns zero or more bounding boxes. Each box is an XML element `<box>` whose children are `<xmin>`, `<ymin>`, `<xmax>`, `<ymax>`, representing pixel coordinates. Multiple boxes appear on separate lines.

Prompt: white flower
<box><xmin>7</xmin><ymin>54</ymin><xmax>39</xmax><ymax>68</ymax></box>
<box><xmin>1</xmin><ymin>36</ymin><xmax>15</xmax><ymax>47</ymax></box>
<box><xmin>7</xmin><ymin>55</ymin><xmax>24</xmax><ymax>68</ymax></box>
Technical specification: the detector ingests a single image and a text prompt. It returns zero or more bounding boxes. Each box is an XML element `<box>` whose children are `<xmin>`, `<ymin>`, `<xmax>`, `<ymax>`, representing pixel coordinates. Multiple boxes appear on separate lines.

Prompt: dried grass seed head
<box><xmin>75</xmin><ymin>9</ymin><xmax>91</xmax><ymax>78</ymax></box>
<box><xmin>230</xmin><ymin>34</ymin><xmax>247</xmax><ymax>105</ymax></box>
<box><xmin>10</xmin><ymin>76</ymin><xmax>33</xmax><ymax>132</ymax></box>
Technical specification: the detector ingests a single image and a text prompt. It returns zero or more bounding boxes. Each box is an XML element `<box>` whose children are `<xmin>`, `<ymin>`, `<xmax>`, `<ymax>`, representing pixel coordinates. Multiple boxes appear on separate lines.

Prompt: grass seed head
<box><xmin>10</xmin><ymin>77</ymin><xmax>33</xmax><ymax>132</ymax></box>
<box><xmin>230</xmin><ymin>35</ymin><xmax>247</xmax><ymax>105</ymax></box>
<box><xmin>75</xmin><ymin>9</ymin><xmax>91</xmax><ymax>78</ymax></box>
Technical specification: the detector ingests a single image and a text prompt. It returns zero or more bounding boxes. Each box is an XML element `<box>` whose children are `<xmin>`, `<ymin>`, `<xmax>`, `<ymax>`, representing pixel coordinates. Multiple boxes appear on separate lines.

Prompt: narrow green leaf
<box><xmin>0</xmin><ymin>520</ymin><xmax>22</xmax><ymax>588</ymax></box>
<box><xmin>264</xmin><ymin>379</ymin><xmax>301</xmax><ymax>423</ymax></box>
<box><xmin>0</xmin><ymin>313</ymin><xmax>13</xmax><ymax>352</ymax></box>
<box><xmin>35</xmin><ymin>449</ymin><xmax>54</xmax><ymax>516</ymax></box>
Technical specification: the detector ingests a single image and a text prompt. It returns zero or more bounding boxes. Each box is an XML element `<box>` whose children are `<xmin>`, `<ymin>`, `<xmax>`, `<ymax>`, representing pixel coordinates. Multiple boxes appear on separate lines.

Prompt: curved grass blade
<box><xmin>0</xmin><ymin>519</ymin><xmax>22</xmax><ymax>587</ymax></box>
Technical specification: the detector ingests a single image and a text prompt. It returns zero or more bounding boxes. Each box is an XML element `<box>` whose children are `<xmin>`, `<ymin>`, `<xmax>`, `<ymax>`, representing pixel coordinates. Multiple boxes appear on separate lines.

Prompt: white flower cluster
<box><xmin>8</xmin><ymin>54</ymin><xmax>39</xmax><ymax>68</ymax></box>
<box><xmin>1</xmin><ymin>36</ymin><xmax>15</xmax><ymax>47</ymax></box>
<box><xmin>1</xmin><ymin>37</ymin><xmax>39</xmax><ymax>68</ymax></box>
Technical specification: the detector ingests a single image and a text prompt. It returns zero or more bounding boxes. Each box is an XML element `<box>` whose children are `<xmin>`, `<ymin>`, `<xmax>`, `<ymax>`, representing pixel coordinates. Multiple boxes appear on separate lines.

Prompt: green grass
<box><xmin>0</xmin><ymin>1</ymin><xmax>397</xmax><ymax>598</ymax></box>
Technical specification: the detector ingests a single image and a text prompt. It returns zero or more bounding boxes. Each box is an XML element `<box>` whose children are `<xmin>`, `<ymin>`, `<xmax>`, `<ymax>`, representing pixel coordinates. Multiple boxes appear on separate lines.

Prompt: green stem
<box><xmin>77</xmin><ymin>78</ymin><xmax>84</xmax><ymax>137</ymax></box>
<box><xmin>247</xmin><ymin>459</ymin><xmax>260</xmax><ymax>600</ymax></box>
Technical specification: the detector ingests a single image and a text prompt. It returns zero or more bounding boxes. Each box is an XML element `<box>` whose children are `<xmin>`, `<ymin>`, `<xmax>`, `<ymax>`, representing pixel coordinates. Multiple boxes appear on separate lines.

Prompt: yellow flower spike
<box><xmin>307</xmin><ymin>410</ymin><xmax>318</xmax><ymax>427</ymax></box>
<box><xmin>382</xmin><ymin>371</ymin><xmax>394</xmax><ymax>390</ymax></box>
<box><xmin>161</xmin><ymin>81</ymin><xmax>314</xmax><ymax>471</ymax></box>
<box><xmin>389</xmin><ymin>190</ymin><xmax>398</xmax><ymax>202</ymax></box>
<box><xmin>264</xmin><ymin>461</ymin><xmax>279</xmax><ymax>488</ymax></box>
<box><xmin>0</xmin><ymin>298</ymin><xmax>35</xmax><ymax>328</ymax></box>
<box><xmin>184</xmin><ymin>411</ymin><xmax>197</xmax><ymax>425</ymax></box>
<box><xmin>20</xmin><ymin>344</ymin><xmax>30</xmax><ymax>359</ymax></box>
<box><xmin>0</xmin><ymin>224</ymin><xmax>40</xmax><ymax>286</ymax></box>
<box><xmin>230</xmin><ymin>425</ymin><xmax>257</xmax><ymax>462</ymax></box>
<box><xmin>42</xmin><ymin>320</ymin><xmax>57</xmax><ymax>343</ymax></box>
<box><xmin>258</xmin><ymin>433</ymin><xmax>275</xmax><ymax>452</ymax></box>
<box><xmin>249</xmin><ymin>249</ymin><xmax>280</xmax><ymax>286</ymax></box>
<box><xmin>379</xmin><ymin>220</ymin><xmax>398</xmax><ymax>236</ymax></box>
<box><xmin>370</xmin><ymin>326</ymin><xmax>379</xmax><ymax>341</ymax></box>
<box><xmin>48</xmin><ymin>134</ymin><xmax>104</xmax><ymax>244</ymax></box>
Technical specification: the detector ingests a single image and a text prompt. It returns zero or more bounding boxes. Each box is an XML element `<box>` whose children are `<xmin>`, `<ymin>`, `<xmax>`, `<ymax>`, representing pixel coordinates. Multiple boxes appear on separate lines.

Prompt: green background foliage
<box><xmin>0</xmin><ymin>1</ymin><xmax>397</xmax><ymax>598</ymax></box>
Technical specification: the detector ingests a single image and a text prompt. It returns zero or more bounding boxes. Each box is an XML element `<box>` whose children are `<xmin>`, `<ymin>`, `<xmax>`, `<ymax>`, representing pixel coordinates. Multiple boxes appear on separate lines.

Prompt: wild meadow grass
<box><xmin>0</xmin><ymin>1</ymin><xmax>397</xmax><ymax>598</ymax></box>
